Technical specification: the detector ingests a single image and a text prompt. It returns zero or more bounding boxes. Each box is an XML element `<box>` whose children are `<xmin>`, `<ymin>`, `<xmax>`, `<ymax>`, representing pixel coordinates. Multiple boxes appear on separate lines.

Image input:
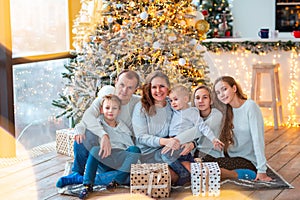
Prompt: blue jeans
<box><xmin>83</xmin><ymin>146</ymin><xmax>141</xmax><ymax>185</ymax></box>
<box><xmin>141</xmin><ymin>148</ymin><xmax>191</xmax><ymax>185</ymax></box>
<box><xmin>161</xmin><ymin>149</ymin><xmax>191</xmax><ymax>185</ymax></box>
<box><xmin>93</xmin><ymin>170</ymin><xmax>130</xmax><ymax>185</ymax></box>
<box><xmin>72</xmin><ymin>130</ymin><xmax>99</xmax><ymax>175</ymax></box>
<box><xmin>140</xmin><ymin>147</ymin><xmax>165</xmax><ymax>163</ymax></box>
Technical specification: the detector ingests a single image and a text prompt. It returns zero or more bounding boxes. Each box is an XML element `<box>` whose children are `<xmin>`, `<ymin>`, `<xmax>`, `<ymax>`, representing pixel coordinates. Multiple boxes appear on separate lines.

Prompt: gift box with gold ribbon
<box><xmin>55</xmin><ymin>128</ymin><xmax>75</xmax><ymax>157</ymax></box>
<box><xmin>130</xmin><ymin>163</ymin><xmax>171</xmax><ymax>198</ymax></box>
<box><xmin>191</xmin><ymin>162</ymin><xmax>220</xmax><ymax>197</ymax></box>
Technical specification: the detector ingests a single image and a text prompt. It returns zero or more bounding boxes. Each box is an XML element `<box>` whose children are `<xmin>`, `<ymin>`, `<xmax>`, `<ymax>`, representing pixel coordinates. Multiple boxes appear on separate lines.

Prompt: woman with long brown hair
<box><xmin>132</xmin><ymin>71</ymin><xmax>193</xmax><ymax>186</ymax></box>
<box><xmin>213</xmin><ymin>76</ymin><xmax>272</xmax><ymax>181</ymax></box>
<box><xmin>192</xmin><ymin>85</ymin><xmax>224</xmax><ymax>159</ymax></box>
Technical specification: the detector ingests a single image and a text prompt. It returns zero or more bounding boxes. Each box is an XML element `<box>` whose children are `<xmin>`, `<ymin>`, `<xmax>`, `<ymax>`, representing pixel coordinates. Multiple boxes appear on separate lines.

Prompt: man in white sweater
<box><xmin>56</xmin><ymin>70</ymin><xmax>141</xmax><ymax>188</ymax></box>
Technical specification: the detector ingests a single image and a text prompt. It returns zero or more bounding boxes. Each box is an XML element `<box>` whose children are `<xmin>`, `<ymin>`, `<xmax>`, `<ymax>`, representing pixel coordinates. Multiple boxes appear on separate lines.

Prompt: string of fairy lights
<box><xmin>206</xmin><ymin>45</ymin><xmax>299</xmax><ymax>127</ymax></box>
<box><xmin>13</xmin><ymin>0</ymin><xmax>299</xmax><ymax>129</ymax></box>
<box><xmin>59</xmin><ymin>0</ymin><xmax>300</xmax><ymax>127</ymax></box>
<box><xmin>14</xmin><ymin>60</ymin><xmax>67</xmax><ymax>134</ymax></box>
<box><xmin>287</xmin><ymin>48</ymin><xmax>299</xmax><ymax>127</ymax></box>
<box><xmin>72</xmin><ymin>0</ymin><xmax>210</xmax><ymax>53</ymax></box>
<box><xmin>53</xmin><ymin>0</ymin><xmax>215</xmax><ymax>125</ymax></box>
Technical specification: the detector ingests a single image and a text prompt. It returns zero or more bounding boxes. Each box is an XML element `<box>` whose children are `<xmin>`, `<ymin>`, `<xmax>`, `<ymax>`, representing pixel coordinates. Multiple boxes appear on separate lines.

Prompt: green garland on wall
<box><xmin>202</xmin><ymin>40</ymin><xmax>300</xmax><ymax>54</ymax></box>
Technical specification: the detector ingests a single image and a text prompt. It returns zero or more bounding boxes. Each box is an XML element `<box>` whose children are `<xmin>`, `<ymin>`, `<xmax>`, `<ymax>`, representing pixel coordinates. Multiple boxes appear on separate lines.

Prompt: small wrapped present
<box><xmin>130</xmin><ymin>163</ymin><xmax>171</xmax><ymax>198</ymax></box>
<box><xmin>56</xmin><ymin>128</ymin><xmax>75</xmax><ymax>157</ymax></box>
<box><xmin>191</xmin><ymin>161</ymin><xmax>220</xmax><ymax>197</ymax></box>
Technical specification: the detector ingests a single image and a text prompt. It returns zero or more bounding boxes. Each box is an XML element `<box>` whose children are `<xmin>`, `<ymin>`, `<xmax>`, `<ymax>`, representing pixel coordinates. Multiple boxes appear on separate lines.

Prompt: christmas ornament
<box><xmin>201</xmin><ymin>10</ymin><xmax>209</xmax><ymax>17</ymax></box>
<box><xmin>53</xmin><ymin>0</ymin><xmax>212</xmax><ymax>123</ymax></box>
<box><xmin>185</xmin><ymin>10</ymin><xmax>204</xmax><ymax>27</ymax></box>
<box><xmin>178</xmin><ymin>58</ymin><xmax>186</xmax><ymax>66</ymax></box>
<box><xmin>195</xmin><ymin>20</ymin><xmax>210</xmax><ymax>34</ymax></box>
<box><xmin>140</xmin><ymin>11</ymin><xmax>148</xmax><ymax>20</ymax></box>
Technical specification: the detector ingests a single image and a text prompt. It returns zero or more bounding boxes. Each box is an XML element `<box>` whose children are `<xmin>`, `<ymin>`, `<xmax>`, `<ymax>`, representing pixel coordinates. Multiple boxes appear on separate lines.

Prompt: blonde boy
<box><xmin>168</xmin><ymin>85</ymin><xmax>224</xmax><ymax>151</ymax></box>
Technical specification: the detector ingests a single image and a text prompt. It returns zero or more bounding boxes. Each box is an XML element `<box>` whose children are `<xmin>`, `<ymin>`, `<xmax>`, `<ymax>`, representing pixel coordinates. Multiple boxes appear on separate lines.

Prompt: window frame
<box><xmin>0</xmin><ymin>0</ymin><xmax>80</xmax><ymax>137</ymax></box>
<box><xmin>275</xmin><ymin>0</ymin><xmax>300</xmax><ymax>32</ymax></box>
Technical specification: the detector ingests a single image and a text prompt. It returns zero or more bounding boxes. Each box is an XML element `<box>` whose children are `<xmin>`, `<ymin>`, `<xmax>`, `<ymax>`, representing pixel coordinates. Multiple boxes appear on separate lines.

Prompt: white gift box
<box><xmin>191</xmin><ymin>162</ymin><xmax>221</xmax><ymax>197</ymax></box>
<box><xmin>56</xmin><ymin>128</ymin><xmax>75</xmax><ymax>157</ymax></box>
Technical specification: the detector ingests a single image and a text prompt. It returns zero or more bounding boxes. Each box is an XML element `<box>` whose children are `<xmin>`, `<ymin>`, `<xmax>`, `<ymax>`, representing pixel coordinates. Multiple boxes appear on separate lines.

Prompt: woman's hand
<box><xmin>74</xmin><ymin>134</ymin><xmax>86</xmax><ymax>144</ymax></box>
<box><xmin>179</xmin><ymin>142</ymin><xmax>195</xmax><ymax>156</ymax></box>
<box><xmin>255</xmin><ymin>173</ymin><xmax>272</xmax><ymax>182</ymax></box>
<box><xmin>161</xmin><ymin>138</ymin><xmax>180</xmax><ymax>155</ymax></box>
<box><xmin>212</xmin><ymin>138</ymin><xmax>224</xmax><ymax>151</ymax></box>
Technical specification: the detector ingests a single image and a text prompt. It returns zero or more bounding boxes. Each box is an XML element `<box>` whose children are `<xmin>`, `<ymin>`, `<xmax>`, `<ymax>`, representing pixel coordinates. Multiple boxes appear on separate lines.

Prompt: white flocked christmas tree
<box><xmin>53</xmin><ymin>0</ymin><xmax>212</xmax><ymax>126</ymax></box>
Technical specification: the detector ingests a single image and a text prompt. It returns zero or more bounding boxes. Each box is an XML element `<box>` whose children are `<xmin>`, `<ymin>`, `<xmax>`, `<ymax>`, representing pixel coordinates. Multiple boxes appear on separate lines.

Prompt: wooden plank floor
<box><xmin>0</xmin><ymin>126</ymin><xmax>299</xmax><ymax>200</ymax></box>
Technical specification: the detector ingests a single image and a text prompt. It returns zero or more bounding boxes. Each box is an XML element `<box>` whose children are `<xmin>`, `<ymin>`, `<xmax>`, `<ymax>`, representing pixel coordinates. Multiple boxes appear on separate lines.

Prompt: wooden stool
<box><xmin>251</xmin><ymin>63</ymin><xmax>283</xmax><ymax>130</ymax></box>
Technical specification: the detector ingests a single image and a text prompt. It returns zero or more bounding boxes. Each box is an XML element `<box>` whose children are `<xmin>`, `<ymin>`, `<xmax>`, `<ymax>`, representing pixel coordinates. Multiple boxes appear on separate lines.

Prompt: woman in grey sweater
<box><xmin>192</xmin><ymin>85</ymin><xmax>224</xmax><ymax>159</ymax></box>
<box><xmin>132</xmin><ymin>71</ymin><xmax>192</xmax><ymax>186</ymax></box>
<box><xmin>213</xmin><ymin>76</ymin><xmax>272</xmax><ymax>181</ymax></box>
<box><xmin>165</xmin><ymin>82</ymin><xmax>269</xmax><ymax>181</ymax></box>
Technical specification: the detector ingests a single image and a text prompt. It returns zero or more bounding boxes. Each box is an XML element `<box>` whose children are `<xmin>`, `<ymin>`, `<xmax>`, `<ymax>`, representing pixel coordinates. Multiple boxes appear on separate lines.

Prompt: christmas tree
<box><xmin>52</xmin><ymin>0</ymin><xmax>212</xmax><ymax>126</ymax></box>
<box><xmin>200</xmin><ymin>0</ymin><xmax>233</xmax><ymax>38</ymax></box>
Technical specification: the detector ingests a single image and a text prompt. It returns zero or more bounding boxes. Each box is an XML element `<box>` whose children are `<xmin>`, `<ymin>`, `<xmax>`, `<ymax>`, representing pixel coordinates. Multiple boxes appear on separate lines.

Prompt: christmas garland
<box><xmin>202</xmin><ymin>40</ymin><xmax>300</xmax><ymax>54</ymax></box>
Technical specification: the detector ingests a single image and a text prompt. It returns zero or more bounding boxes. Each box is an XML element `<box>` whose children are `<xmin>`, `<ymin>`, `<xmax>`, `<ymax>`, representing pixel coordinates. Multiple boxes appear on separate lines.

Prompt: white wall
<box><xmin>232</xmin><ymin>0</ymin><xmax>293</xmax><ymax>38</ymax></box>
<box><xmin>206</xmin><ymin>50</ymin><xmax>300</xmax><ymax>121</ymax></box>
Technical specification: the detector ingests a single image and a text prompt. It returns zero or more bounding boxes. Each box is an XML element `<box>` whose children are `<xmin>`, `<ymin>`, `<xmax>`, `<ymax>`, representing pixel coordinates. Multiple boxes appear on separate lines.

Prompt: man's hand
<box><xmin>74</xmin><ymin>134</ymin><xmax>86</xmax><ymax>144</ymax></box>
<box><xmin>98</xmin><ymin>134</ymin><xmax>111</xmax><ymax>159</ymax></box>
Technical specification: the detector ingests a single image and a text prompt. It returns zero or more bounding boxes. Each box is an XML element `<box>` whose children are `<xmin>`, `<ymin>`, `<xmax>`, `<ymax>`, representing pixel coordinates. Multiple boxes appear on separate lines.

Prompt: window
<box><xmin>13</xmin><ymin>59</ymin><xmax>69</xmax><ymax>149</ymax></box>
<box><xmin>10</xmin><ymin>0</ymin><xmax>69</xmax><ymax>57</ymax></box>
<box><xmin>0</xmin><ymin>0</ymin><xmax>80</xmax><ymax>152</ymax></box>
<box><xmin>276</xmin><ymin>0</ymin><xmax>300</xmax><ymax>32</ymax></box>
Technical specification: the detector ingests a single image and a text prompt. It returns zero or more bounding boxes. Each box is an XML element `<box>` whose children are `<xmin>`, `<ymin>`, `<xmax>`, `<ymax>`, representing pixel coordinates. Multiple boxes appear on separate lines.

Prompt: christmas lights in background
<box><xmin>54</xmin><ymin>0</ymin><xmax>213</xmax><ymax>125</ymax></box>
<box><xmin>207</xmin><ymin>46</ymin><xmax>299</xmax><ymax>127</ymax></box>
<box><xmin>286</xmin><ymin>48</ymin><xmax>299</xmax><ymax>127</ymax></box>
<box><xmin>13</xmin><ymin>60</ymin><xmax>67</xmax><ymax>125</ymax></box>
<box><xmin>13</xmin><ymin>59</ymin><xmax>68</xmax><ymax>146</ymax></box>
<box><xmin>55</xmin><ymin>0</ymin><xmax>299</xmax><ymax>127</ymax></box>
<box><xmin>200</xmin><ymin>0</ymin><xmax>234</xmax><ymax>38</ymax></box>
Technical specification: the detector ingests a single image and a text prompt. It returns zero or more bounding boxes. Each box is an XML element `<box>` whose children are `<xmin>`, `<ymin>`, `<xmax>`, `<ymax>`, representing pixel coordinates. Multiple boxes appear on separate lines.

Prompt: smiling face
<box><xmin>194</xmin><ymin>88</ymin><xmax>211</xmax><ymax>112</ymax></box>
<box><xmin>150</xmin><ymin>77</ymin><xmax>169</xmax><ymax>106</ymax></box>
<box><xmin>214</xmin><ymin>80</ymin><xmax>237</xmax><ymax>106</ymax></box>
<box><xmin>101</xmin><ymin>99</ymin><xmax>121</xmax><ymax>125</ymax></box>
<box><xmin>114</xmin><ymin>73</ymin><xmax>138</xmax><ymax>105</ymax></box>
